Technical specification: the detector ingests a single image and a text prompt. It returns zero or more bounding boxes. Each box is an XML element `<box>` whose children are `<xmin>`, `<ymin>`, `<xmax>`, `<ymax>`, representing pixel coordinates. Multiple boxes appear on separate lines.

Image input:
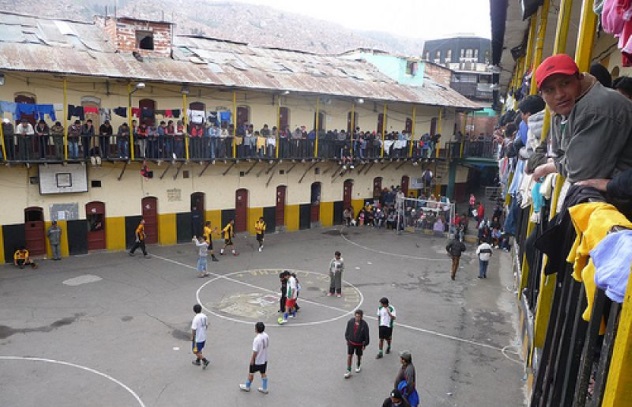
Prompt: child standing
<box><xmin>328</xmin><ymin>251</ymin><xmax>345</xmax><ymax>297</ymax></box>
<box><xmin>192</xmin><ymin>236</ymin><xmax>210</xmax><ymax>278</ymax></box>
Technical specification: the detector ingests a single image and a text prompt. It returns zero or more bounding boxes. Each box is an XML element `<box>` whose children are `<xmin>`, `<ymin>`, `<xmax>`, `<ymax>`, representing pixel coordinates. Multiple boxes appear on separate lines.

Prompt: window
<box><xmin>136</xmin><ymin>31</ymin><xmax>154</xmax><ymax>50</ymax></box>
<box><xmin>435</xmin><ymin>50</ymin><xmax>441</xmax><ymax>60</ymax></box>
<box><xmin>406</xmin><ymin>61</ymin><xmax>418</xmax><ymax>75</ymax></box>
<box><xmin>465</xmin><ymin>49</ymin><xmax>473</xmax><ymax>58</ymax></box>
<box><xmin>424</xmin><ymin>51</ymin><xmax>430</xmax><ymax>60</ymax></box>
<box><xmin>446</xmin><ymin>50</ymin><xmax>452</xmax><ymax>62</ymax></box>
<box><xmin>460</xmin><ymin>49</ymin><xmax>465</xmax><ymax>58</ymax></box>
<box><xmin>474</xmin><ymin>49</ymin><xmax>479</xmax><ymax>59</ymax></box>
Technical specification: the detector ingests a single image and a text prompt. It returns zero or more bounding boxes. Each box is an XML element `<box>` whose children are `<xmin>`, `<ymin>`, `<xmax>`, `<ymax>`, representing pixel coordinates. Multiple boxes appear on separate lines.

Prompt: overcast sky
<box><xmin>235</xmin><ymin>0</ymin><xmax>491</xmax><ymax>40</ymax></box>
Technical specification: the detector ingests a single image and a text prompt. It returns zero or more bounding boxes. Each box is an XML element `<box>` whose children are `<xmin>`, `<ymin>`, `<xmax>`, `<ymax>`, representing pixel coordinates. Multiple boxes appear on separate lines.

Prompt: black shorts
<box><xmin>256</xmin><ymin>233</ymin><xmax>264</xmax><ymax>242</ymax></box>
<box><xmin>224</xmin><ymin>238</ymin><xmax>233</xmax><ymax>245</ymax></box>
<box><xmin>379</xmin><ymin>326</ymin><xmax>393</xmax><ymax>340</ymax></box>
<box><xmin>249</xmin><ymin>362</ymin><xmax>267</xmax><ymax>374</ymax></box>
<box><xmin>208</xmin><ymin>240</ymin><xmax>214</xmax><ymax>250</ymax></box>
<box><xmin>347</xmin><ymin>343</ymin><xmax>364</xmax><ymax>356</ymax></box>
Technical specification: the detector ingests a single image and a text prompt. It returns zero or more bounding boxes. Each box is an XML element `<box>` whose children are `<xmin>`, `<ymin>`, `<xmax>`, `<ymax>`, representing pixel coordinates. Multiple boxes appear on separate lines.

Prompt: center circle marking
<box><xmin>196</xmin><ymin>269</ymin><xmax>363</xmax><ymax>327</ymax></box>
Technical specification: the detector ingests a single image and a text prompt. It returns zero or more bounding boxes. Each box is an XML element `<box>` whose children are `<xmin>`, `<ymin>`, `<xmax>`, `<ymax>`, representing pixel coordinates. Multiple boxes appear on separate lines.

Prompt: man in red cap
<box><xmin>530</xmin><ymin>54</ymin><xmax>632</xmax><ymax>188</ymax></box>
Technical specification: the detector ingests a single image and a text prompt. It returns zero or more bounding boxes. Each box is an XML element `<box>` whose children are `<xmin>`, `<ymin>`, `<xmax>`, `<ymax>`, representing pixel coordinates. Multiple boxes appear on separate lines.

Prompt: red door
<box><xmin>401</xmin><ymin>176</ymin><xmax>410</xmax><ymax>197</ymax></box>
<box><xmin>142</xmin><ymin>196</ymin><xmax>158</xmax><ymax>244</ymax></box>
<box><xmin>235</xmin><ymin>189</ymin><xmax>248</xmax><ymax>233</ymax></box>
<box><xmin>310</xmin><ymin>182</ymin><xmax>321</xmax><ymax>223</ymax></box>
<box><xmin>86</xmin><ymin>201</ymin><xmax>106</xmax><ymax>250</ymax></box>
<box><xmin>276</xmin><ymin>185</ymin><xmax>286</xmax><ymax>227</ymax></box>
<box><xmin>24</xmin><ymin>207</ymin><xmax>45</xmax><ymax>255</ymax></box>
<box><xmin>373</xmin><ymin>177</ymin><xmax>383</xmax><ymax>199</ymax></box>
<box><xmin>343</xmin><ymin>179</ymin><xmax>353</xmax><ymax>209</ymax></box>
<box><xmin>138</xmin><ymin>99</ymin><xmax>156</xmax><ymax>126</ymax></box>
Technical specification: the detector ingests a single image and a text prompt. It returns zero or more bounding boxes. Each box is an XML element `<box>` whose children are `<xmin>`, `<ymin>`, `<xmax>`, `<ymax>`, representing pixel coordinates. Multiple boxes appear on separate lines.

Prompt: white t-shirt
<box><xmin>476</xmin><ymin>243</ymin><xmax>493</xmax><ymax>262</ymax></box>
<box><xmin>286</xmin><ymin>276</ymin><xmax>298</xmax><ymax>299</ymax></box>
<box><xmin>191</xmin><ymin>313</ymin><xmax>208</xmax><ymax>343</ymax></box>
<box><xmin>377</xmin><ymin>305</ymin><xmax>396</xmax><ymax>327</ymax></box>
<box><xmin>253</xmin><ymin>332</ymin><xmax>269</xmax><ymax>365</ymax></box>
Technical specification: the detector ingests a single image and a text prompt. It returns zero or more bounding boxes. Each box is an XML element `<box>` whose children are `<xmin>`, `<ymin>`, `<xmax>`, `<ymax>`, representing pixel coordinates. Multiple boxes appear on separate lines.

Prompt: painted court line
<box><xmin>0</xmin><ymin>356</ymin><xmax>146</xmax><ymax>407</ymax></box>
<box><xmin>154</xmin><ymin>254</ymin><xmax>513</xmax><ymax>352</ymax></box>
<box><xmin>338</xmin><ymin>226</ymin><xmax>450</xmax><ymax>261</ymax></box>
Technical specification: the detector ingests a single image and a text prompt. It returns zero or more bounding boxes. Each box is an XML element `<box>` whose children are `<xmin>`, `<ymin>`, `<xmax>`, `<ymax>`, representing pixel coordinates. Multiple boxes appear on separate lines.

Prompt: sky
<box><xmin>236</xmin><ymin>0</ymin><xmax>491</xmax><ymax>40</ymax></box>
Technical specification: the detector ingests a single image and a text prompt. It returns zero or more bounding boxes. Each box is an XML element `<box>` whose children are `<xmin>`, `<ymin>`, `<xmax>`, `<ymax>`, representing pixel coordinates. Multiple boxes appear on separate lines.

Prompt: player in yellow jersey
<box><xmin>255</xmin><ymin>217</ymin><xmax>266</xmax><ymax>252</ymax></box>
<box><xmin>220</xmin><ymin>219</ymin><xmax>238</xmax><ymax>256</ymax></box>
<box><xmin>203</xmin><ymin>221</ymin><xmax>219</xmax><ymax>262</ymax></box>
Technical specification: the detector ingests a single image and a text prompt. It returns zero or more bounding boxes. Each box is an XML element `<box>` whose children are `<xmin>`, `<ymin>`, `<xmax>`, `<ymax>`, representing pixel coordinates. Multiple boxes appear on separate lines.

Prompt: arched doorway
<box><xmin>373</xmin><ymin>177</ymin><xmax>383</xmax><ymax>200</ymax></box>
<box><xmin>141</xmin><ymin>196</ymin><xmax>158</xmax><ymax>244</ymax></box>
<box><xmin>138</xmin><ymin>99</ymin><xmax>156</xmax><ymax>126</ymax></box>
<box><xmin>401</xmin><ymin>176</ymin><xmax>410</xmax><ymax>197</ymax></box>
<box><xmin>24</xmin><ymin>207</ymin><xmax>45</xmax><ymax>255</ymax></box>
<box><xmin>235</xmin><ymin>189</ymin><xmax>248</xmax><ymax>233</ymax></box>
<box><xmin>310</xmin><ymin>182</ymin><xmax>321</xmax><ymax>226</ymax></box>
<box><xmin>86</xmin><ymin>201</ymin><xmax>106</xmax><ymax>250</ymax></box>
<box><xmin>343</xmin><ymin>179</ymin><xmax>353</xmax><ymax>210</ymax></box>
<box><xmin>191</xmin><ymin>192</ymin><xmax>205</xmax><ymax>239</ymax></box>
<box><xmin>276</xmin><ymin>185</ymin><xmax>286</xmax><ymax>230</ymax></box>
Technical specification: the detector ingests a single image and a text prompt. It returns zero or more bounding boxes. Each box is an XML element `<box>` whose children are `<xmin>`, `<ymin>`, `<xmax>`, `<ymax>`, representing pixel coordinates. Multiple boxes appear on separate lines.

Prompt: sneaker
<box><xmin>257</xmin><ymin>388</ymin><xmax>268</xmax><ymax>394</ymax></box>
<box><xmin>258</xmin><ymin>247</ymin><xmax>262</xmax><ymax>252</ymax></box>
<box><xmin>220</xmin><ymin>250</ymin><xmax>224</xmax><ymax>255</ymax></box>
<box><xmin>355</xmin><ymin>366</ymin><xmax>361</xmax><ymax>373</ymax></box>
<box><xmin>386</xmin><ymin>347</ymin><xmax>391</xmax><ymax>354</ymax></box>
<box><xmin>344</xmin><ymin>370</ymin><xmax>351</xmax><ymax>379</ymax></box>
<box><xmin>278</xmin><ymin>319</ymin><xmax>287</xmax><ymax>325</ymax></box>
<box><xmin>192</xmin><ymin>360</ymin><xmax>201</xmax><ymax>366</ymax></box>
<box><xmin>336</xmin><ymin>294</ymin><xmax>342</xmax><ymax>298</ymax></box>
<box><xmin>202</xmin><ymin>359</ymin><xmax>209</xmax><ymax>369</ymax></box>
<box><xmin>129</xmin><ymin>252</ymin><xmax>135</xmax><ymax>256</ymax></box>
<box><xmin>239</xmin><ymin>384</ymin><xmax>251</xmax><ymax>392</ymax></box>
<box><xmin>327</xmin><ymin>293</ymin><xmax>333</xmax><ymax>296</ymax></box>
<box><xmin>233</xmin><ymin>252</ymin><xmax>239</xmax><ymax>256</ymax></box>
<box><xmin>212</xmin><ymin>257</ymin><xmax>219</xmax><ymax>262</ymax></box>
<box><xmin>376</xmin><ymin>352</ymin><xmax>383</xmax><ymax>359</ymax></box>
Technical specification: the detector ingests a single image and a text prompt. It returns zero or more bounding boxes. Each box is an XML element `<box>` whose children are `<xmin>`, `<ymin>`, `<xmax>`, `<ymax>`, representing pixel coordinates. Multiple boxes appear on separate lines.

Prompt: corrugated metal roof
<box><xmin>0</xmin><ymin>13</ymin><xmax>479</xmax><ymax>109</ymax></box>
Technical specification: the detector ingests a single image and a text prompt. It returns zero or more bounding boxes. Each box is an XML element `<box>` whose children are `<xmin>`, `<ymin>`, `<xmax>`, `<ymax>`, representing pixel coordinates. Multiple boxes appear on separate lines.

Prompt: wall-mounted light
<box><xmin>281</xmin><ymin>90</ymin><xmax>290</xmax><ymax>95</ymax></box>
<box><xmin>356</xmin><ymin>98</ymin><xmax>364</xmax><ymax>104</ymax></box>
<box><xmin>181</xmin><ymin>85</ymin><xmax>190</xmax><ymax>95</ymax></box>
<box><xmin>0</xmin><ymin>73</ymin><xmax>5</xmax><ymax>86</ymax></box>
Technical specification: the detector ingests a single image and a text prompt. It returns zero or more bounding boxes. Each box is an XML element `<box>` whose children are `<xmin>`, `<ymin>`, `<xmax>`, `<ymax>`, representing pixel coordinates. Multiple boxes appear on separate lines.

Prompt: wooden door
<box><xmin>138</xmin><ymin>99</ymin><xmax>156</xmax><ymax>126</ymax></box>
<box><xmin>373</xmin><ymin>177</ymin><xmax>383</xmax><ymax>199</ymax></box>
<box><xmin>24</xmin><ymin>207</ymin><xmax>45</xmax><ymax>255</ymax></box>
<box><xmin>279</xmin><ymin>107</ymin><xmax>290</xmax><ymax>131</ymax></box>
<box><xmin>276</xmin><ymin>185</ymin><xmax>286</xmax><ymax>227</ymax></box>
<box><xmin>141</xmin><ymin>196</ymin><xmax>158</xmax><ymax>244</ymax></box>
<box><xmin>237</xmin><ymin>106</ymin><xmax>250</xmax><ymax>129</ymax></box>
<box><xmin>310</xmin><ymin>182</ymin><xmax>321</xmax><ymax>223</ymax></box>
<box><xmin>343</xmin><ymin>179</ymin><xmax>353</xmax><ymax>209</ymax></box>
<box><xmin>86</xmin><ymin>201</ymin><xmax>106</xmax><ymax>250</ymax></box>
<box><xmin>235</xmin><ymin>189</ymin><xmax>248</xmax><ymax>233</ymax></box>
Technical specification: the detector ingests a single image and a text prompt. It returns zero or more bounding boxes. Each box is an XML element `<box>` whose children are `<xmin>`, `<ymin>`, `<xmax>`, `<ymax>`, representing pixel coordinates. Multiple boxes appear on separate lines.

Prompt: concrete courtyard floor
<box><xmin>0</xmin><ymin>226</ymin><xmax>525</xmax><ymax>407</ymax></box>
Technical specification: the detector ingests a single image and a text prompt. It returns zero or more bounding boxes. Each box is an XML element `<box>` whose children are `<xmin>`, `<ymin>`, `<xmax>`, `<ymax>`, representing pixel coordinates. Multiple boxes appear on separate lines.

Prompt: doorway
<box><xmin>401</xmin><ymin>176</ymin><xmax>410</xmax><ymax>197</ymax></box>
<box><xmin>191</xmin><ymin>192</ymin><xmax>205</xmax><ymax>238</ymax></box>
<box><xmin>343</xmin><ymin>179</ymin><xmax>353</xmax><ymax>210</ymax></box>
<box><xmin>141</xmin><ymin>196</ymin><xmax>158</xmax><ymax>244</ymax></box>
<box><xmin>276</xmin><ymin>185</ymin><xmax>286</xmax><ymax>229</ymax></box>
<box><xmin>310</xmin><ymin>182</ymin><xmax>321</xmax><ymax>225</ymax></box>
<box><xmin>235</xmin><ymin>189</ymin><xmax>248</xmax><ymax>233</ymax></box>
<box><xmin>86</xmin><ymin>201</ymin><xmax>106</xmax><ymax>250</ymax></box>
<box><xmin>24</xmin><ymin>207</ymin><xmax>45</xmax><ymax>255</ymax></box>
<box><xmin>373</xmin><ymin>177</ymin><xmax>383</xmax><ymax>200</ymax></box>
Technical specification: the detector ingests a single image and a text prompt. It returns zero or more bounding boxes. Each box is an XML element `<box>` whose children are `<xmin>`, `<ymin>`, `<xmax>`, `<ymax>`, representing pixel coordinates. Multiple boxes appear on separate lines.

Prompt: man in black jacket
<box><xmin>344</xmin><ymin>309</ymin><xmax>369</xmax><ymax>379</ymax></box>
<box><xmin>446</xmin><ymin>238</ymin><xmax>467</xmax><ymax>280</ymax></box>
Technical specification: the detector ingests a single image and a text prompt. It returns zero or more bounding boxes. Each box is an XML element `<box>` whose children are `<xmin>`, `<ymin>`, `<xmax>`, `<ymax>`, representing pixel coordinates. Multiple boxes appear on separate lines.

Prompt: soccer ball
<box><xmin>277</xmin><ymin>317</ymin><xmax>285</xmax><ymax>325</ymax></box>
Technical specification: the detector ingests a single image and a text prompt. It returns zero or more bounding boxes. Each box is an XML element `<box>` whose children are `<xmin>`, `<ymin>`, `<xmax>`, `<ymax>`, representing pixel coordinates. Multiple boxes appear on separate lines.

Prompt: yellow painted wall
<box><xmin>106</xmin><ymin>217</ymin><xmax>127</xmax><ymax>251</ymax></box>
<box><xmin>158</xmin><ymin>213</ymin><xmax>176</xmax><ymax>245</ymax></box>
<box><xmin>351</xmin><ymin>199</ymin><xmax>364</xmax><ymax>218</ymax></box>
<box><xmin>205</xmin><ymin>210</ymin><xmax>222</xmax><ymax>238</ymax></box>
<box><xmin>248</xmin><ymin>207</ymin><xmax>263</xmax><ymax>235</ymax></box>
<box><xmin>320</xmin><ymin>201</ymin><xmax>334</xmax><ymax>227</ymax></box>
<box><xmin>285</xmin><ymin>204</ymin><xmax>299</xmax><ymax>232</ymax></box>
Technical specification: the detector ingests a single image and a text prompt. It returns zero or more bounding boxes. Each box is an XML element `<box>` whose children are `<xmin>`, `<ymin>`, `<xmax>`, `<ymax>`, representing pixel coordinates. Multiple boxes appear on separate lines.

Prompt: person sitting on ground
<box><xmin>14</xmin><ymin>246</ymin><xmax>37</xmax><ymax>269</ymax></box>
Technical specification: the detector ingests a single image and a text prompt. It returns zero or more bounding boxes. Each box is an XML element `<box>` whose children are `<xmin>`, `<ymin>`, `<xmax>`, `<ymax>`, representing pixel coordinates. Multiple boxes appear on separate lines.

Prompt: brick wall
<box><xmin>424</xmin><ymin>63</ymin><xmax>452</xmax><ymax>87</ymax></box>
<box><xmin>102</xmin><ymin>16</ymin><xmax>172</xmax><ymax>57</ymax></box>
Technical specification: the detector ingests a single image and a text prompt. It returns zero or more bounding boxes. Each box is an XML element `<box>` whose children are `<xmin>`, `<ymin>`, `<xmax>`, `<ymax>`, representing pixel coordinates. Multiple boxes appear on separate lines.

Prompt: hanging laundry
<box><xmin>131</xmin><ymin>107</ymin><xmax>140</xmax><ymax>118</ymax></box>
<box><xmin>141</xmin><ymin>107</ymin><xmax>154</xmax><ymax>118</ymax></box>
<box><xmin>164</xmin><ymin>109</ymin><xmax>173</xmax><ymax>118</ymax></box>
<box><xmin>219</xmin><ymin>111</ymin><xmax>231</xmax><ymax>123</ymax></box>
<box><xmin>100</xmin><ymin>107</ymin><xmax>112</xmax><ymax>123</ymax></box>
<box><xmin>591</xmin><ymin>229</ymin><xmax>632</xmax><ymax>303</ymax></box>
<box><xmin>172</xmin><ymin>109</ymin><xmax>181</xmax><ymax>118</ymax></box>
<box><xmin>16</xmin><ymin>103</ymin><xmax>37</xmax><ymax>120</ymax></box>
<box><xmin>36</xmin><ymin>104</ymin><xmax>57</xmax><ymax>121</ymax></box>
<box><xmin>67</xmin><ymin>105</ymin><xmax>85</xmax><ymax>120</ymax></box>
<box><xmin>113</xmin><ymin>107</ymin><xmax>127</xmax><ymax>118</ymax></box>
<box><xmin>84</xmin><ymin>106</ymin><xmax>99</xmax><ymax>115</ymax></box>
<box><xmin>0</xmin><ymin>101</ymin><xmax>17</xmax><ymax>119</ymax></box>
<box><xmin>188</xmin><ymin>109</ymin><xmax>205</xmax><ymax>124</ymax></box>
<box><xmin>154</xmin><ymin>109</ymin><xmax>166</xmax><ymax>117</ymax></box>
<box><xmin>207</xmin><ymin>111</ymin><xmax>219</xmax><ymax>126</ymax></box>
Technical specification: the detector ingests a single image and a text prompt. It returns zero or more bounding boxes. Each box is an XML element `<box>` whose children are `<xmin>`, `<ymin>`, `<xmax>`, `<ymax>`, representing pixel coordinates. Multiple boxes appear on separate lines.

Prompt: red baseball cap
<box><xmin>535</xmin><ymin>54</ymin><xmax>579</xmax><ymax>89</ymax></box>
